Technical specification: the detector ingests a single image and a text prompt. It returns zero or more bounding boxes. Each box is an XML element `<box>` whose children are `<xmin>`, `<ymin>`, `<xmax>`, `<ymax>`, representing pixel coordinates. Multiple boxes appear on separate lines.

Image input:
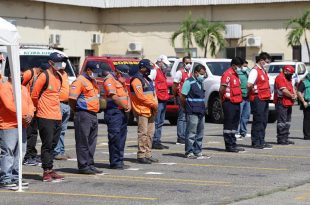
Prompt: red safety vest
<box><xmin>223</xmin><ymin>67</ymin><xmax>243</xmax><ymax>103</ymax></box>
<box><xmin>178</xmin><ymin>68</ymin><xmax>190</xmax><ymax>95</ymax></box>
<box><xmin>249</xmin><ymin>66</ymin><xmax>271</xmax><ymax>101</ymax></box>
<box><xmin>274</xmin><ymin>72</ymin><xmax>294</xmax><ymax>107</ymax></box>
<box><xmin>154</xmin><ymin>67</ymin><xmax>169</xmax><ymax>101</ymax></box>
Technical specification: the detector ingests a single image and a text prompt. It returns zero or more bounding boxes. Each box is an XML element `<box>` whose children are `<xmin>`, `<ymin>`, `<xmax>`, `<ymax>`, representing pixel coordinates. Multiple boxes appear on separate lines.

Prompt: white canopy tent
<box><xmin>0</xmin><ymin>17</ymin><xmax>23</xmax><ymax>191</ymax></box>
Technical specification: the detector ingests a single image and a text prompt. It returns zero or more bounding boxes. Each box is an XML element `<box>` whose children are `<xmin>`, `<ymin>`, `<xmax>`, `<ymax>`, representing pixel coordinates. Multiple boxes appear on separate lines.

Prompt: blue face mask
<box><xmin>197</xmin><ymin>74</ymin><xmax>205</xmax><ymax>83</ymax></box>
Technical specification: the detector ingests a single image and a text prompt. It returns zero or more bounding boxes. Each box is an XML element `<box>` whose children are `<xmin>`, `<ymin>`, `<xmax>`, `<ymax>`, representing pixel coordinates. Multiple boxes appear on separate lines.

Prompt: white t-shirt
<box><xmin>149</xmin><ymin>69</ymin><xmax>157</xmax><ymax>81</ymax></box>
<box><xmin>247</xmin><ymin>68</ymin><xmax>258</xmax><ymax>85</ymax></box>
<box><xmin>174</xmin><ymin>69</ymin><xmax>190</xmax><ymax>83</ymax></box>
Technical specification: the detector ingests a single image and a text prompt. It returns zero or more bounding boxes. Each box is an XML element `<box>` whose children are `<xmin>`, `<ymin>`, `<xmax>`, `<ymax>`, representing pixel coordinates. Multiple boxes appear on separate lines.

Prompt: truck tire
<box><xmin>268</xmin><ymin>110</ymin><xmax>277</xmax><ymax>123</ymax></box>
<box><xmin>208</xmin><ymin>95</ymin><xmax>224</xmax><ymax>124</ymax></box>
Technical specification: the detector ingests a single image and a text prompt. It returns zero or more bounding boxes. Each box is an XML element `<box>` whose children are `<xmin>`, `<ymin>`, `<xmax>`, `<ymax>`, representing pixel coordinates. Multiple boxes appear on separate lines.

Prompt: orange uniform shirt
<box><xmin>59</xmin><ymin>71</ymin><xmax>69</xmax><ymax>102</ymax></box>
<box><xmin>31</xmin><ymin>69</ymin><xmax>62</xmax><ymax>120</ymax></box>
<box><xmin>0</xmin><ymin>81</ymin><xmax>35</xmax><ymax>129</ymax></box>
<box><xmin>130</xmin><ymin>78</ymin><xmax>157</xmax><ymax>117</ymax></box>
<box><xmin>69</xmin><ymin>74</ymin><xmax>100</xmax><ymax>113</ymax></box>
<box><xmin>103</xmin><ymin>74</ymin><xmax>129</xmax><ymax>110</ymax></box>
<box><xmin>22</xmin><ymin>69</ymin><xmax>40</xmax><ymax>94</ymax></box>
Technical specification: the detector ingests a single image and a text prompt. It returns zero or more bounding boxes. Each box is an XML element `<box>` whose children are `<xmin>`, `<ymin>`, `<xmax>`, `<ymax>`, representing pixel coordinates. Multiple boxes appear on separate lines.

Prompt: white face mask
<box><xmin>236</xmin><ymin>67</ymin><xmax>241</xmax><ymax>71</ymax></box>
<box><xmin>91</xmin><ymin>72</ymin><xmax>98</xmax><ymax>78</ymax></box>
<box><xmin>185</xmin><ymin>63</ymin><xmax>191</xmax><ymax>70</ymax></box>
<box><xmin>53</xmin><ymin>62</ymin><xmax>63</xmax><ymax>70</ymax></box>
<box><xmin>242</xmin><ymin>67</ymin><xmax>248</xmax><ymax>72</ymax></box>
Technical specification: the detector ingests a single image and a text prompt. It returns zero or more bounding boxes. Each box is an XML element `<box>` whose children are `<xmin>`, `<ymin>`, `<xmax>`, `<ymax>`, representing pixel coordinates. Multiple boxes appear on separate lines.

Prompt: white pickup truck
<box><xmin>169</xmin><ymin>58</ymin><xmax>278</xmax><ymax>123</ymax></box>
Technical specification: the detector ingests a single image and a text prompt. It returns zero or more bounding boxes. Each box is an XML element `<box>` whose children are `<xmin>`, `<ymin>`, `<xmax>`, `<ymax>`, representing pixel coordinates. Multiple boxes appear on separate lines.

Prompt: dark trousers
<box><xmin>105</xmin><ymin>109</ymin><xmax>127</xmax><ymax>167</ymax></box>
<box><xmin>303</xmin><ymin>107</ymin><xmax>310</xmax><ymax>139</ymax></box>
<box><xmin>37</xmin><ymin>117</ymin><xmax>61</xmax><ymax>170</ymax></box>
<box><xmin>222</xmin><ymin>101</ymin><xmax>240</xmax><ymax>149</ymax></box>
<box><xmin>24</xmin><ymin>117</ymin><xmax>38</xmax><ymax>160</ymax></box>
<box><xmin>74</xmin><ymin>110</ymin><xmax>98</xmax><ymax>170</ymax></box>
<box><xmin>276</xmin><ymin>103</ymin><xmax>292</xmax><ymax>143</ymax></box>
<box><xmin>251</xmin><ymin>97</ymin><xmax>269</xmax><ymax>146</ymax></box>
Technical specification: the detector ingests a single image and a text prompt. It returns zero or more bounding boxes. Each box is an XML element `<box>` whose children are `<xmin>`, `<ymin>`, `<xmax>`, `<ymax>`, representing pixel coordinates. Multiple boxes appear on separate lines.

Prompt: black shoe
<box><xmin>226</xmin><ymin>148</ymin><xmax>239</xmax><ymax>153</ymax></box>
<box><xmin>137</xmin><ymin>158</ymin><xmax>152</xmax><ymax>164</ymax></box>
<box><xmin>109</xmin><ymin>164</ymin><xmax>130</xmax><ymax>170</ymax></box>
<box><xmin>236</xmin><ymin>147</ymin><xmax>245</xmax><ymax>152</ymax></box>
<box><xmin>263</xmin><ymin>143</ymin><xmax>273</xmax><ymax>149</ymax></box>
<box><xmin>176</xmin><ymin>139</ymin><xmax>185</xmax><ymax>145</ymax></box>
<box><xmin>252</xmin><ymin>144</ymin><xmax>264</xmax><ymax>149</ymax></box>
<box><xmin>277</xmin><ymin>141</ymin><xmax>289</xmax><ymax>145</ymax></box>
<box><xmin>78</xmin><ymin>168</ymin><xmax>96</xmax><ymax>175</ymax></box>
<box><xmin>152</xmin><ymin>143</ymin><xmax>169</xmax><ymax>149</ymax></box>
<box><xmin>304</xmin><ymin>138</ymin><xmax>310</xmax><ymax>140</ymax></box>
<box><xmin>287</xmin><ymin>140</ymin><xmax>295</xmax><ymax>144</ymax></box>
<box><xmin>90</xmin><ymin>166</ymin><xmax>103</xmax><ymax>174</ymax></box>
<box><xmin>146</xmin><ymin>157</ymin><xmax>159</xmax><ymax>163</ymax></box>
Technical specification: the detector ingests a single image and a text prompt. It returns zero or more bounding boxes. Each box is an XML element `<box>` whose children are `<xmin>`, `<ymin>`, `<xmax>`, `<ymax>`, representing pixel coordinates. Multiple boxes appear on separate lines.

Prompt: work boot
<box><xmin>137</xmin><ymin>158</ymin><xmax>152</xmax><ymax>164</ymax></box>
<box><xmin>146</xmin><ymin>157</ymin><xmax>159</xmax><ymax>163</ymax></box>
<box><xmin>152</xmin><ymin>143</ymin><xmax>169</xmax><ymax>150</ymax></box>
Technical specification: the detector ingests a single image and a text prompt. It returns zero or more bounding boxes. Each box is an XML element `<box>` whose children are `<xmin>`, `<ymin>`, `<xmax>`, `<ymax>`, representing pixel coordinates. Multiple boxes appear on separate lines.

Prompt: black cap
<box><xmin>138</xmin><ymin>59</ymin><xmax>153</xmax><ymax>70</ymax></box>
<box><xmin>49</xmin><ymin>52</ymin><xmax>68</xmax><ymax>62</ymax></box>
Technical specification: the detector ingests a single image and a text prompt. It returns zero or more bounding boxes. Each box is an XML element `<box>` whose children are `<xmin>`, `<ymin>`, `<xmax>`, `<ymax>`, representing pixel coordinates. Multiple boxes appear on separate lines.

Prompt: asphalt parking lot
<box><xmin>1</xmin><ymin>107</ymin><xmax>310</xmax><ymax>205</ymax></box>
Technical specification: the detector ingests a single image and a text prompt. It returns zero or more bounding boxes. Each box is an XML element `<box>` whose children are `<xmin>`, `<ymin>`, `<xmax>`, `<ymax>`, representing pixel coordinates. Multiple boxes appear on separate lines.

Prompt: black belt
<box><xmin>76</xmin><ymin>109</ymin><xmax>97</xmax><ymax>116</ymax></box>
<box><xmin>61</xmin><ymin>101</ymin><xmax>68</xmax><ymax>105</ymax></box>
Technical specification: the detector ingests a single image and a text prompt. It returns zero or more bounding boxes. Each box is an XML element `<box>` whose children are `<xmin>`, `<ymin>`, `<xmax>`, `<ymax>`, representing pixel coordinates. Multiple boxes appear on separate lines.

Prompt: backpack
<box><xmin>38</xmin><ymin>70</ymin><xmax>63</xmax><ymax>98</ymax></box>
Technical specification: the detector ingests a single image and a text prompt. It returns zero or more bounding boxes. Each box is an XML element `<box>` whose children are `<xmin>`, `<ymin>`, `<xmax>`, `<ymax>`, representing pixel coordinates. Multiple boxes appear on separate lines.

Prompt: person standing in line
<box><xmin>173</xmin><ymin>56</ymin><xmax>192</xmax><ymax>145</ymax></box>
<box><xmin>220</xmin><ymin>57</ymin><xmax>245</xmax><ymax>153</ymax></box>
<box><xmin>274</xmin><ymin>65</ymin><xmax>296</xmax><ymax>145</ymax></box>
<box><xmin>103</xmin><ymin>65</ymin><xmax>131</xmax><ymax>169</ymax></box>
<box><xmin>69</xmin><ymin>61</ymin><xmax>102</xmax><ymax>175</ymax></box>
<box><xmin>22</xmin><ymin>64</ymin><xmax>46</xmax><ymax>166</ymax></box>
<box><xmin>181</xmin><ymin>64</ymin><xmax>209</xmax><ymax>159</ymax></box>
<box><xmin>247</xmin><ymin>52</ymin><xmax>272</xmax><ymax>149</ymax></box>
<box><xmin>297</xmin><ymin>72</ymin><xmax>310</xmax><ymax>140</ymax></box>
<box><xmin>235</xmin><ymin>60</ymin><xmax>251</xmax><ymax>139</ymax></box>
<box><xmin>130</xmin><ymin>59</ymin><xmax>158</xmax><ymax>164</ymax></box>
<box><xmin>53</xmin><ymin>62</ymin><xmax>71</xmax><ymax>160</ymax></box>
<box><xmin>0</xmin><ymin>69</ymin><xmax>34</xmax><ymax>189</ymax></box>
<box><xmin>149</xmin><ymin>55</ymin><xmax>170</xmax><ymax>150</ymax></box>
<box><xmin>31</xmin><ymin>52</ymin><xmax>66</xmax><ymax>182</ymax></box>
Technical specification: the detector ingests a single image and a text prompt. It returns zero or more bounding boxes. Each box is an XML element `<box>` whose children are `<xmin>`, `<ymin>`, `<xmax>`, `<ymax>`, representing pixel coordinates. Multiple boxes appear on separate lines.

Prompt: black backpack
<box><xmin>38</xmin><ymin>70</ymin><xmax>63</xmax><ymax>98</ymax></box>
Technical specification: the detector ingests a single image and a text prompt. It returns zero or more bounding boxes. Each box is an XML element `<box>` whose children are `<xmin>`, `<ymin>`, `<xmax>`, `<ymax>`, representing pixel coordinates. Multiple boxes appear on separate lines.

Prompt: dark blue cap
<box><xmin>138</xmin><ymin>59</ymin><xmax>153</xmax><ymax>70</ymax></box>
<box><xmin>115</xmin><ymin>64</ymin><xmax>129</xmax><ymax>74</ymax></box>
<box><xmin>86</xmin><ymin>61</ymin><xmax>102</xmax><ymax>73</ymax></box>
<box><xmin>40</xmin><ymin>63</ymin><xmax>50</xmax><ymax>70</ymax></box>
<box><xmin>49</xmin><ymin>52</ymin><xmax>68</xmax><ymax>63</ymax></box>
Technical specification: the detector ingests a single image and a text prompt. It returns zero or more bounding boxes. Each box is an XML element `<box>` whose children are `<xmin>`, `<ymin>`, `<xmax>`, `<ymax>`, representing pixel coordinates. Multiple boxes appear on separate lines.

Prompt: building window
<box><xmin>69</xmin><ymin>57</ymin><xmax>80</xmax><ymax>75</ymax></box>
<box><xmin>255</xmin><ymin>53</ymin><xmax>283</xmax><ymax>62</ymax></box>
<box><xmin>225</xmin><ymin>47</ymin><xmax>246</xmax><ymax>60</ymax></box>
<box><xmin>174</xmin><ymin>48</ymin><xmax>197</xmax><ymax>58</ymax></box>
<box><xmin>85</xmin><ymin>49</ymin><xmax>95</xmax><ymax>57</ymax></box>
<box><xmin>292</xmin><ymin>46</ymin><xmax>301</xmax><ymax>61</ymax></box>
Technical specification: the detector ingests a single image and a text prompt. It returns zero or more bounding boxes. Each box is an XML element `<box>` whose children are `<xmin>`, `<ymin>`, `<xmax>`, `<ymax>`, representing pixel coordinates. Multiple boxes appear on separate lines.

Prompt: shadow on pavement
<box><xmin>204</xmin><ymin>147</ymin><xmax>226</xmax><ymax>152</ymax></box>
<box><xmin>162</xmin><ymin>153</ymin><xmax>185</xmax><ymax>158</ymax></box>
<box><xmin>23</xmin><ymin>173</ymin><xmax>42</xmax><ymax>181</ymax></box>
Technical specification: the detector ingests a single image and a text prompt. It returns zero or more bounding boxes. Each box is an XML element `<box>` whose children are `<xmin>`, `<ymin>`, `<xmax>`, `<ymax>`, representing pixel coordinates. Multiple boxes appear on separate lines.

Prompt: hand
<box><xmin>303</xmin><ymin>101</ymin><xmax>308</xmax><ymax>109</ymax></box>
<box><xmin>125</xmin><ymin>103</ymin><xmax>131</xmax><ymax>113</ymax></box>
<box><xmin>22</xmin><ymin>115</ymin><xmax>32</xmax><ymax>127</ymax></box>
<box><xmin>152</xmin><ymin>107</ymin><xmax>158</xmax><ymax>116</ymax></box>
<box><xmin>291</xmin><ymin>94</ymin><xmax>297</xmax><ymax>100</ymax></box>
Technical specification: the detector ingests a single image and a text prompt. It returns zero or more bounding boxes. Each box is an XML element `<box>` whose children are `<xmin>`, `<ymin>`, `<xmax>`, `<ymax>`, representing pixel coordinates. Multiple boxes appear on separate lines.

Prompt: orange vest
<box><xmin>59</xmin><ymin>71</ymin><xmax>69</xmax><ymax>102</ymax></box>
<box><xmin>249</xmin><ymin>66</ymin><xmax>271</xmax><ymax>101</ymax></box>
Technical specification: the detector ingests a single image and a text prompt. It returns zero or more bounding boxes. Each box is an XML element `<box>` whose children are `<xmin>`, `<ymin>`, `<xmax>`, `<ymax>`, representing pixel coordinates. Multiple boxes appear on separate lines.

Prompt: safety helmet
<box><xmin>283</xmin><ymin>65</ymin><xmax>295</xmax><ymax>74</ymax></box>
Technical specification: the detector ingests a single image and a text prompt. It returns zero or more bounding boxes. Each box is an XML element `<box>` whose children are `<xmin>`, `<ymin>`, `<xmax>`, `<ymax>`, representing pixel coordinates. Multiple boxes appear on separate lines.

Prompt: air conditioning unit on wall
<box><xmin>128</xmin><ymin>42</ymin><xmax>142</xmax><ymax>52</ymax></box>
<box><xmin>92</xmin><ymin>34</ymin><xmax>101</xmax><ymax>45</ymax></box>
<box><xmin>246</xmin><ymin>37</ymin><xmax>261</xmax><ymax>47</ymax></box>
<box><xmin>49</xmin><ymin>34</ymin><xmax>61</xmax><ymax>45</ymax></box>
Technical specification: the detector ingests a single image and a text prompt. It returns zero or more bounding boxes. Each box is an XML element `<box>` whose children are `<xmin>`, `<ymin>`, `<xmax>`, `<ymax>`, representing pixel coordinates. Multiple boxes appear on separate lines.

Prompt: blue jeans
<box><xmin>54</xmin><ymin>103</ymin><xmax>70</xmax><ymax>156</ymax></box>
<box><xmin>153</xmin><ymin>102</ymin><xmax>167</xmax><ymax>144</ymax></box>
<box><xmin>0</xmin><ymin>128</ymin><xmax>26</xmax><ymax>183</ymax></box>
<box><xmin>177</xmin><ymin>97</ymin><xmax>186</xmax><ymax>141</ymax></box>
<box><xmin>238</xmin><ymin>99</ymin><xmax>251</xmax><ymax>136</ymax></box>
<box><xmin>185</xmin><ymin>114</ymin><xmax>204</xmax><ymax>155</ymax></box>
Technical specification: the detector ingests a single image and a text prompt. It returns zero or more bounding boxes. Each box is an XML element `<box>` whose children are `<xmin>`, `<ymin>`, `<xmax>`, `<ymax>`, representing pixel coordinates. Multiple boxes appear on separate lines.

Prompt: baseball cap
<box><xmin>49</xmin><ymin>52</ymin><xmax>68</xmax><ymax>63</ymax></box>
<box><xmin>157</xmin><ymin>55</ymin><xmax>171</xmax><ymax>65</ymax></box>
<box><xmin>283</xmin><ymin>65</ymin><xmax>295</xmax><ymax>74</ymax></box>
<box><xmin>138</xmin><ymin>59</ymin><xmax>153</xmax><ymax>70</ymax></box>
<box><xmin>86</xmin><ymin>61</ymin><xmax>102</xmax><ymax>73</ymax></box>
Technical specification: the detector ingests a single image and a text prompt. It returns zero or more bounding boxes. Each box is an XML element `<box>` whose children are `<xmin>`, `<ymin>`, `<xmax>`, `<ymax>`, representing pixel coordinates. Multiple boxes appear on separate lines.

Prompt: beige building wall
<box><xmin>0</xmin><ymin>0</ymin><xmax>309</xmax><ymax>68</ymax></box>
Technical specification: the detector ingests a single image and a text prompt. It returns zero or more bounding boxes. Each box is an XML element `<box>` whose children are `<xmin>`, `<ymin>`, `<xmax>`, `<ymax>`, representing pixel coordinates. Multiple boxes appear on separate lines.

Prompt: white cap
<box><xmin>156</xmin><ymin>55</ymin><xmax>171</xmax><ymax>65</ymax></box>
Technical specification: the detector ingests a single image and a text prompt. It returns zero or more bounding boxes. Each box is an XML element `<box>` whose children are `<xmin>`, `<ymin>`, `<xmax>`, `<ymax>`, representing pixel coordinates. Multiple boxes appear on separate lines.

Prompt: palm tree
<box><xmin>286</xmin><ymin>10</ymin><xmax>310</xmax><ymax>62</ymax></box>
<box><xmin>194</xmin><ymin>18</ymin><xmax>226</xmax><ymax>58</ymax></box>
<box><xmin>171</xmin><ymin>12</ymin><xmax>197</xmax><ymax>56</ymax></box>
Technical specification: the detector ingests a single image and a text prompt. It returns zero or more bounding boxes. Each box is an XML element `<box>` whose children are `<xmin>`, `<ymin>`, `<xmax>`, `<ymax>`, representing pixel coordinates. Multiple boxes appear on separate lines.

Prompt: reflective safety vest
<box><xmin>303</xmin><ymin>78</ymin><xmax>310</xmax><ymax>101</ymax></box>
<box><xmin>154</xmin><ymin>67</ymin><xmax>169</xmax><ymax>101</ymax></box>
<box><xmin>223</xmin><ymin>68</ymin><xmax>243</xmax><ymax>104</ymax></box>
<box><xmin>274</xmin><ymin>72</ymin><xmax>294</xmax><ymax>107</ymax></box>
<box><xmin>249</xmin><ymin>66</ymin><xmax>271</xmax><ymax>101</ymax></box>
<box><xmin>185</xmin><ymin>77</ymin><xmax>205</xmax><ymax>115</ymax></box>
<box><xmin>178</xmin><ymin>68</ymin><xmax>190</xmax><ymax>95</ymax></box>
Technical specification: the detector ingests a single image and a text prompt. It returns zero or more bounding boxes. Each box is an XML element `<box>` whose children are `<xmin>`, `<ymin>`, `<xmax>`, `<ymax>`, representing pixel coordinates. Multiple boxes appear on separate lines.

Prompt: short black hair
<box><xmin>182</xmin><ymin>56</ymin><xmax>191</xmax><ymax>63</ymax></box>
<box><xmin>193</xmin><ymin>64</ymin><xmax>206</xmax><ymax>73</ymax></box>
<box><xmin>231</xmin><ymin>57</ymin><xmax>244</xmax><ymax>66</ymax></box>
<box><xmin>257</xmin><ymin>52</ymin><xmax>271</xmax><ymax>61</ymax></box>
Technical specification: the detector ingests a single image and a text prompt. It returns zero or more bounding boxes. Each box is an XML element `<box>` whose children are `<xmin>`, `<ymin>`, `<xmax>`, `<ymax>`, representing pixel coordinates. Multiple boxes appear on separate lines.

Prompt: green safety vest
<box><xmin>236</xmin><ymin>69</ymin><xmax>249</xmax><ymax>98</ymax></box>
<box><xmin>303</xmin><ymin>78</ymin><xmax>310</xmax><ymax>101</ymax></box>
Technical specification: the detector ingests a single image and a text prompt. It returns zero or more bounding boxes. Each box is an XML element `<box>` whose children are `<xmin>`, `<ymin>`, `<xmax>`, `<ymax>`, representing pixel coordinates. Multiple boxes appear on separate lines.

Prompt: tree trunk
<box><xmin>187</xmin><ymin>40</ymin><xmax>191</xmax><ymax>57</ymax></box>
<box><xmin>305</xmin><ymin>34</ymin><xmax>310</xmax><ymax>63</ymax></box>
<box><xmin>204</xmin><ymin>41</ymin><xmax>209</xmax><ymax>58</ymax></box>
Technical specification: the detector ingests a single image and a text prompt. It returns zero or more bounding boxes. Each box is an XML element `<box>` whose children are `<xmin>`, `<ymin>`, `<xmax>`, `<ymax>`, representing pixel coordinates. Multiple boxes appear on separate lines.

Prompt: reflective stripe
<box><xmin>186</xmin><ymin>98</ymin><xmax>204</xmax><ymax>102</ymax></box>
<box><xmin>77</xmin><ymin>77</ymin><xmax>88</xmax><ymax>87</ymax></box>
<box><xmin>107</xmin><ymin>96</ymin><xmax>128</xmax><ymax>101</ymax></box>
<box><xmin>69</xmin><ymin>93</ymin><xmax>79</xmax><ymax>97</ymax></box>
<box><xmin>131</xmin><ymin>91</ymin><xmax>154</xmax><ymax>95</ymax></box>
<box><xmin>85</xmin><ymin>96</ymin><xmax>99</xmax><ymax>102</ymax></box>
<box><xmin>277</xmin><ymin>122</ymin><xmax>286</xmax><ymax>127</ymax></box>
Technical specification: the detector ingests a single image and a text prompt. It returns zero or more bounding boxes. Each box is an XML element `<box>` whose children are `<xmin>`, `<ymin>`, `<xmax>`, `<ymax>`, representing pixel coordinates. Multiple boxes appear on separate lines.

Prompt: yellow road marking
<box><xmin>295</xmin><ymin>193</ymin><xmax>310</xmax><ymax>201</ymax></box>
<box><xmin>0</xmin><ymin>190</ymin><xmax>157</xmax><ymax>201</ymax></box>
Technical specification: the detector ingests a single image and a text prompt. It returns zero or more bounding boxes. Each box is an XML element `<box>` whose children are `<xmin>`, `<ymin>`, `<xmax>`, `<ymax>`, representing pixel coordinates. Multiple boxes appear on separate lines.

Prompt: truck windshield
<box><xmin>206</xmin><ymin>62</ymin><xmax>230</xmax><ymax>76</ymax></box>
<box><xmin>20</xmin><ymin>55</ymin><xmax>75</xmax><ymax>77</ymax></box>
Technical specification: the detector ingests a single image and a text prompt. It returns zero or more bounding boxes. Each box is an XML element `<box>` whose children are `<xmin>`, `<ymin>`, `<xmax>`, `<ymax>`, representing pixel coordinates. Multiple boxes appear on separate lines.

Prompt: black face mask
<box><xmin>285</xmin><ymin>74</ymin><xmax>293</xmax><ymax>81</ymax></box>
